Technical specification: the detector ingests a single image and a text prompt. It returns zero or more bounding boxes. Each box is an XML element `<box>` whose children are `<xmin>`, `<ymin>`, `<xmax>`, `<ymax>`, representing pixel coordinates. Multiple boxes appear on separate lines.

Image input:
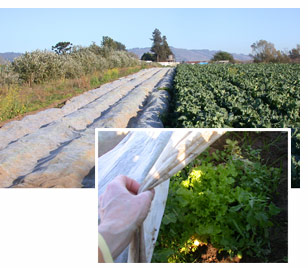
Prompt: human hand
<box><xmin>98</xmin><ymin>175</ymin><xmax>155</xmax><ymax>260</ymax></box>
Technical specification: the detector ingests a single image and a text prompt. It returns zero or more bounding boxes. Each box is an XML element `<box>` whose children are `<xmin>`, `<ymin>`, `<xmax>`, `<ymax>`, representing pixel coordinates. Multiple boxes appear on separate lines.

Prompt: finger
<box><xmin>150</xmin><ymin>189</ymin><xmax>155</xmax><ymax>200</ymax></box>
<box><xmin>112</xmin><ymin>175</ymin><xmax>128</xmax><ymax>190</ymax></box>
<box><xmin>125</xmin><ymin>177</ymin><xmax>140</xmax><ymax>195</ymax></box>
<box><xmin>137</xmin><ymin>190</ymin><xmax>154</xmax><ymax>209</ymax></box>
<box><xmin>135</xmin><ymin>191</ymin><xmax>154</xmax><ymax>223</ymax></box>
<box><xmin>114</xmin><ymin>174</ymin><xmax>140</xmax><ymax>194</ymax></box>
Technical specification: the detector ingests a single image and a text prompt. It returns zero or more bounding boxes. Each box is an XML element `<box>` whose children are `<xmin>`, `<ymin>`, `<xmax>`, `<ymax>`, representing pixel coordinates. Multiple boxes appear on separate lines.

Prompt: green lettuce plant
<box><xmin>153</xmin><ymin>139</ymin><xmax>281</xmax><ymax>263</ymax></box>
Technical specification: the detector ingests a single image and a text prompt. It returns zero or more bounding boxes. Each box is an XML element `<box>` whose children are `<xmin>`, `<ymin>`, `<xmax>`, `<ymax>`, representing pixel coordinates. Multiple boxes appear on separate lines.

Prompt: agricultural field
<box><xmin>0</xmin><ymin>68</ymin><xmax>173</xmax><ymax>188</ymax></box>
<box><xmin>164</xmin><ymin>63</ymin><xmax>300</xmax><ymax>187</ymax></box>
<box><xmin>0</xmin><ymin>43</ymin><xmax>153</xmax><ymax>124</ymax></box>
<box><xmin>153</xmin><ymin>131</ymin><xmax>288</xmax><ymax>263</ymax></box>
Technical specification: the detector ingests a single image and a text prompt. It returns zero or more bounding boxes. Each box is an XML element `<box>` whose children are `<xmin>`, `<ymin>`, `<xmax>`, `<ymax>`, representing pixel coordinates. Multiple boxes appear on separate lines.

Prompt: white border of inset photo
<box><xmin>95</xmin><ymin>128</ymin><xmax>291</xmax><ymax>189</ymax></box>
<box><xmin>96</xmin><ymin>128</ymin><xmax>290</xmax><ymax>264</ymax></box>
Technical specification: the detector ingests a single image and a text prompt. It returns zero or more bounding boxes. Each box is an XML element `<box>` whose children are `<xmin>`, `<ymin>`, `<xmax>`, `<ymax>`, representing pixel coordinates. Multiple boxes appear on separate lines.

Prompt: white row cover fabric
<box><xmin>98</xmin><ymin>130</ymin><xmax>225</xmax><ymax>262</ymax></box>
<box><xmin>0</xmin><ymin>68</ymin><xmax>157</xmax><ymax>151</ymax></box>
<box><xmin>0</xmin><ymin>68</ymin><xmax>173</xmax><ymax>188</ymax></box>
<box><xmin>128</xmin><ymin>68</ymin><xmax>175</xmax><ymax>128</ymax></box>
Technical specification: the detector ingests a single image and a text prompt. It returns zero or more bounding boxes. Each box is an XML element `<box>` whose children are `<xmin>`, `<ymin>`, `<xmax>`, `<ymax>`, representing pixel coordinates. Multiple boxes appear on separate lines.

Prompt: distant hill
<box><xmin>0</xmin><ymin>52</ymin><xmax>23</xmax><ymax>62</ymax></box>
<box><xmin>128</xmin><ymin>47</ymin><xmax>252</xmax><ymax>62</ymax></box>
<box><xmin>0</xmin><ymin>49</ymin><xmax>252</xmax><ymax>63</ymax></box>
<box><xmin>0</xmin><ymin>55</ymin><xmax>6</xmax><ymax>64</ymax></box>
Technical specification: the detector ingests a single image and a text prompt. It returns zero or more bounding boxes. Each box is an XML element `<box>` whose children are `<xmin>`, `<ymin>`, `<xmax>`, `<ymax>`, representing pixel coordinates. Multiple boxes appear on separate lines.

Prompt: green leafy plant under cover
<box><xmin>153</xmin><ymin>139</ymin><xmax>281</xmax><ymax>263</ymax></box>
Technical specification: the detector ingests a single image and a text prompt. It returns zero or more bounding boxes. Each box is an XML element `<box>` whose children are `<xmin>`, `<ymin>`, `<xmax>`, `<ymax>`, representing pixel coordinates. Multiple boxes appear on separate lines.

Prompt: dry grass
<box><xmin>0</xmin><ymin>66</ymin><xmax>146</xmax><ymax>124</ymax></box>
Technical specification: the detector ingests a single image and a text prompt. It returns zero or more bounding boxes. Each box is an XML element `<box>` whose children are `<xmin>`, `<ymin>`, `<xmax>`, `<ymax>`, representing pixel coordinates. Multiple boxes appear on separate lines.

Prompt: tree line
<box><xmin>207</xmin><ymin>40</ymin><xmax>300</xmax><ymax>63</ymax></box>
<box><xmin>250</xmin><ymin>40</ymin><xmax>300</xmax><ymax>63</ymax></box>
<box><xmin>140</xmin><ymin>29</ymin><xmax>300</xmax><ymax>64</ymax></box>
<box><xmin>0</xmin><ymin>36</ymin><xmax>139</xmax><ymax>88</ymax></box>
<box><xmin>51</xmin><ymin>37</ymin><xmax>127</xmax><ymax>56</ymax></box>
<box><xmin>210</xmin><ymin>40</ymin><xmax>300</xmax><ymax>63</ymax></box>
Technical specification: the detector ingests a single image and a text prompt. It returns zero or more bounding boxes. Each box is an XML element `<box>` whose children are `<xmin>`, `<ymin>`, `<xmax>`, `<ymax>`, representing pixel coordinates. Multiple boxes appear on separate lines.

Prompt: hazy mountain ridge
<box><xmin>128</xmin><ymin>46</ymin><xmax>253</xmax><ymax>62</ymax></box>
<box><xmin>0</xmin><ymin>52</ymin><xmax>23</xmax><ymax>62</ymax></box>
<box><xmin>0</xmin><ymin>48</ymin><xmax>253</xmax><ymax>63</ymax></box>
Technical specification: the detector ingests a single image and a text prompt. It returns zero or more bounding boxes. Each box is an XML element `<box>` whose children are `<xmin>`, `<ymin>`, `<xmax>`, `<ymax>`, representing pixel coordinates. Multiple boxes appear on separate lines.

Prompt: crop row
<box><xmin>166</xmin><ymin>63</ymin><xmax>300</xmax><ymax>187</ymax></box>
<box><xmin>153</xmin><ymin>136</ymin><xmax>284</xmax><ymax>262</ymax></box>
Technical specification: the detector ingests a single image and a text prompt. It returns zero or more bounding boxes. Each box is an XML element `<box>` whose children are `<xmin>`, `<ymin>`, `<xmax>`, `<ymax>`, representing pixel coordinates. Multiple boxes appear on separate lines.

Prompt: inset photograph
<box><xmin>97</xmin><ymin>129</ymin><xmax>288</xmax><ymax>263</ymax></box>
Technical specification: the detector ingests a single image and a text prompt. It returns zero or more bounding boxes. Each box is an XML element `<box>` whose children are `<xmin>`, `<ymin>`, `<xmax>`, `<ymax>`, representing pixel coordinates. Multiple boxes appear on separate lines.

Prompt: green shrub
<box><xmin>12</xmin><ymin>50</ymin><xmax>63</xmax><ymax>86</ymax></box>
<box><xmin>4</xmin><ymin>45</ymin><xmax>139</xmax><ymax>88</ymax></box>
<box><xmin>0</xmin><ymin>86</ymin><xmax>28</xmax><ymax>121</ymax></box>
<box><xmin>61</xmin><ymin>55</ymin><xmax>83</xmax><ymax>79</ymax></box>
<box><xmin>0</xmin><ymin>63</ymin><xmax>19</xmax><ymax>87</ymax></box>
<box><xmin>90</xmin><ymin>76</ymin><xmax>100</xmax><ymax>88</ymax></box>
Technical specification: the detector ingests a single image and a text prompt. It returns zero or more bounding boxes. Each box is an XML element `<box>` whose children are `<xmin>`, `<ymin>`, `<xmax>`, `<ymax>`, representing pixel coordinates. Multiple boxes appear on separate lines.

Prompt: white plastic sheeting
<box><xmin>128</xmin><ymin>68</ymin><xmax>175</xmax><ymax>128</ymax></box>
<box><xmin>0</xmin><ymin>68</ymin><xmax>174</xmax><ymax>188</ymax></box>
<box><xmin>12</xmin><ymin>128</ymin><xmax>96</xmax><ymax>188</ymax></box>
<box><xmin>91</xmin><ymin>69</ymin><xmax>170</xmax><ymax>128</ymax></box>
<box><xmin>0</xmin><ymin>68</ymin><xmax>159</xmax><ymax>150</ymax></box>
<box><xmin>0</xmin><ymin>121</ymin><xmax>81</xmax><ymax>187</ymax></box>
<box><xmin>98</xmin><ymin>130</ymin><xmax>225</xmax><ymax>262</ymax></box>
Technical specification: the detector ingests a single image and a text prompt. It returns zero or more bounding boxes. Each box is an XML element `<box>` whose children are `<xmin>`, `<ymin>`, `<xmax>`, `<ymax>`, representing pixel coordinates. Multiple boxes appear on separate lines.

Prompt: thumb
<box><xmin>135</xmin><ymin>190</ymin><xmax>154</xmax><ymax>223</ymax></box>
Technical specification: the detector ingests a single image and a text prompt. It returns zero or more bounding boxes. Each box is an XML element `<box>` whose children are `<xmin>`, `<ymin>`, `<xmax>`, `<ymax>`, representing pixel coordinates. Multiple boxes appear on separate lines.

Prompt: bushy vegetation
<box><xmin>165</xmin><ymin>63</ymin><xmax>300</xmax><ymax>187</ymax></box>
<box><xmin>0</xmin><ymin>66</ymin><xmax>145</xmax><ymax>123</ymax></box>
<box><xmin>250</xmin><ymin>40</ymin><xmax>300</xmax><ymax>63</ymax></box>
<box><xmin>211</xmin><ymin>51</ymin><xmax>235</xmax><ymax>63</ymax></box>
<box><xmin>0</xmin><ymin>42</ymin><xmax>139</xmax><ymax>88</ymax></box>
<box><xmin>141</xmin><ymin>52</ymin><xmax>156</xmax><ymax>61</ymax></box>
<box><xmin>153</xmin><ymin>137</ymin><xmax>283</xmax><ymax>263</ymax></box>
<box><xmin>0</xmin><ymin>64</ymin><xmax>19</xmax><ymax>87</ymax></box>
<box><xmin>0</xmin><ymin>37</ymin><xmax>147</xmax><ymax>123</ymax></box>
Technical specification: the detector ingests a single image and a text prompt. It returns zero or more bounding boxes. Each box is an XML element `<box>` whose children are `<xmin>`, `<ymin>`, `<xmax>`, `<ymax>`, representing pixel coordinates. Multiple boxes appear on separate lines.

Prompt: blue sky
<box><xmin>0</xmin><ymin>8</ymin><xmax>300</xmax><ymax>54</ymax></box>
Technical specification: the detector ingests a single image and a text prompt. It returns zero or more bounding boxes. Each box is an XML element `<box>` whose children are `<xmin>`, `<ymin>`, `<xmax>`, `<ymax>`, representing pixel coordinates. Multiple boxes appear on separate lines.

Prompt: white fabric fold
<box><xmin>98</xmin><ymin>130</ymin><xmax>225</xmax><ymax>263</ymax></box>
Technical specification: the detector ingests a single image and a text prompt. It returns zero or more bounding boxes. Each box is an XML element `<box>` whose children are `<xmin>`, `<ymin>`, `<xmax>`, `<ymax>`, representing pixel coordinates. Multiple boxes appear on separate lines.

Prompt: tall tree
<box><xmin>250</xmin><ymin>40</ymin><xmax>277</xmax><ymax>63</ymax></box>
<box><xmin>100</xmin><ymin>36</ymin><xmax>127</xmax><ymax>57</ymax></box>
<box><xmin>150</xmin><ymin>29</ymin><xmax>173</xmax><ymax>62</ymax></box>
<box><xmin>88</xmin><ymin>41</ymin><xmax>104</xmax><ymax>56</ymax></box>
<box><xmin>52</xmin><ymin>42</ymin><xmax>73</xmax><ymax>55</ymax></box>
<box><xmin>150</xmin><ymin>28</ymin><xmax>163</xmax><ymax>62</ymax></box>
<box><xmin>114</xmin><ymin>41</ymin><xmax>126</xmax><ymax>51</ymax></box>
<box><xmin>161</xmin><ymin>35</ymin><xmax>173</xmax><ymax>61</ymax></box>
<box><xmin>101</xmin><ymin>36</ymin><xmax>126</xmax><ymax>51</ymax></box>
<box><xmin>275</xmin><ymin>50</ymin><xmax>291</xmax><ymax>63</ymax></box>
<box><xmin>289</xmin><ymin>44</ymin><xmax>300</xmax><ymax>61</ymax></box>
